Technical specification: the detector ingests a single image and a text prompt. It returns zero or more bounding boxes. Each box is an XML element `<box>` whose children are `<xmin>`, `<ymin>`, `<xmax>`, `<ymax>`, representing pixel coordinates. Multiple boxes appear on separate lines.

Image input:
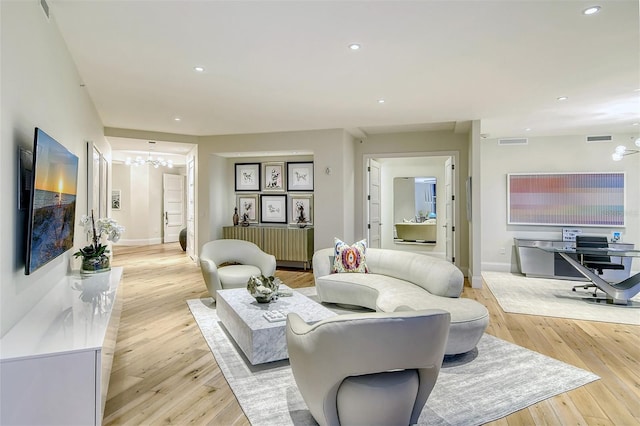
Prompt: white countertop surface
<box><xmin>0</xmin><ymin>267</ymin><xmax>123</xmax><ymax>361</ymax></box>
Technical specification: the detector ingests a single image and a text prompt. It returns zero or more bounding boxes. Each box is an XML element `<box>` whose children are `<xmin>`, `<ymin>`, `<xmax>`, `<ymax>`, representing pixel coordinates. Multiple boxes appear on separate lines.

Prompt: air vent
<box><xmin>498</xmin><ymin>138</ymin><xmax>528</xmax><ymax>146</ymax></box>
<box><xmin>40</xmin><ymin>0</ymin><xmax>50</xmax><ymax>20</ymax></box>
<box><xmin>586</xmin><ymin>135</ymin><xmax>612</xmax><ymax>143</ymax></box>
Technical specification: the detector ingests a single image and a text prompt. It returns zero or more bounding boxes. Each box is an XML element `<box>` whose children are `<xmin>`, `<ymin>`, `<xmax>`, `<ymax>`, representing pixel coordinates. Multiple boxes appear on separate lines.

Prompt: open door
<box><xmin>186</xmin><ymin>155</ymin><xmax>196</xmax><ymax>259</ymax></box>
<box><xmin>444</xmin><ymin>157</ymin><xmax>455</xmax><ymax>263</ymax></box>
<box><xmin>367</xmin><ymin>158</ymin><xmax>381</xmax><ymax>248</ymax></box>
<box><xmin>163</xmin><ymin>174</ymin><xmax>185</xmax><ymax>243</ymax></box>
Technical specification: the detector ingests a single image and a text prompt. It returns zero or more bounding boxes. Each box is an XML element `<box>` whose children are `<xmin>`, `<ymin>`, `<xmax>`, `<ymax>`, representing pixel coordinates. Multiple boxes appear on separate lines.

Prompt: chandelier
<box><xmin>125</xmin><ymin>142</ymin><xmax>173</xmax><ymax>168</ymax></box>
<box><xmin>611</xmin><ymin>137</ymin><xmax>640</xmax><ymax>161</ymax></box>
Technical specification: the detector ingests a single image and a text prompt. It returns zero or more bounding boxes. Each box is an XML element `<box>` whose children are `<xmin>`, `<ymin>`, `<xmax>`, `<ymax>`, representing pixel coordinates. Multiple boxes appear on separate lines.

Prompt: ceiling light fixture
<box><xmin>611</xmin><ymin>137</ymin><xmax>640</xmax><ymax>161</ymax></box>
<box><xmin>348</xmin><ymin>43</ymin><xmax>361</xmax><ymax>50</ymax></box>
<box><xmin>377</xmin><ymin>98</ymin><xmax>385</xmax><ymax>104</ymax></box>
<box><xmin>125</xmin><ymin>142</ymin><xmax>174</xmax><ymax>168</ymax></box>
<box><xmin>174</xmin><ymin>117</ymin><xmax>181</xmax><ymax>122</ymax></box>
<box><xmin>557</xmin><ymin>96</ymin><xmax>568</xmax><ymax>101</ymax></box>
<box><xmin>582</xmin><ymin>6</ymin><xmax>601</xmax><ymax>15</ymax></box>
<box><xmin>194</xmin><ymin>66</ymin><xmax>205</xmax><ymax>72</ymax></box>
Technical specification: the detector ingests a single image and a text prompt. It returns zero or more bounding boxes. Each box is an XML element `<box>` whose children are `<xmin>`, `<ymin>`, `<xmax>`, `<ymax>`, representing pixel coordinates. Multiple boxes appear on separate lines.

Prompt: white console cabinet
<box><xmin>0</xmin><ymin>267</ymin><xmax>123</xmax><ymax>425</ymax></box>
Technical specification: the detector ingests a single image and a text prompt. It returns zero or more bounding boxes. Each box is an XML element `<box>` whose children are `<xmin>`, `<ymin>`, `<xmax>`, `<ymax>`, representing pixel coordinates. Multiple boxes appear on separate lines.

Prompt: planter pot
<box><xmin>81</xmin><ymin>254</ymin><xmax>111</xmax><ymax>274</ymax></box>
<box><xmin>179</xmin><ymin>228</ymin><xmax>187</xmax><ymax>251</ymax></box>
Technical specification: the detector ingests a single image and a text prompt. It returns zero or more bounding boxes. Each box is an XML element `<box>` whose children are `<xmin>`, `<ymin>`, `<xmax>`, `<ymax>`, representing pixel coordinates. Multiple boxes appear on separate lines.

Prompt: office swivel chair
<box><xmin>572</xmin><ymin>235</ymin><xmax>624</xmax><ymax>296</ymax></box>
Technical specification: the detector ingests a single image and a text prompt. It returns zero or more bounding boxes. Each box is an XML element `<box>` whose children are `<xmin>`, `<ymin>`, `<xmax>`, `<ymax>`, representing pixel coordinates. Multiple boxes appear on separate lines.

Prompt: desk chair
<box><xmin>572</xmin><ymin>236</ymin><xmax>624</xmax><ymax>296</ymax></box>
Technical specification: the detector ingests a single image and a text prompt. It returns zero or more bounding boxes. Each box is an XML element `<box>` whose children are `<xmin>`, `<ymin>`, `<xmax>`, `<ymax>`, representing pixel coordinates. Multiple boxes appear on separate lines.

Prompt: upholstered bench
<box><xmin>313</xmin><ymin>247</ymin><xmax>489</xmax><ymax>355</ymax></box>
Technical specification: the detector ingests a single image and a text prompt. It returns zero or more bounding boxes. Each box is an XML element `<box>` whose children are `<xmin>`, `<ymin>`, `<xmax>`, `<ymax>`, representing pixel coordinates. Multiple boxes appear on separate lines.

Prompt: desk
<box><xmin>536</xmin><ymin>247</ymin><xmax>640</xmax><ymax>305</ymax></box>
<box><xmin>514</xmin><ymin>238</ymin><xmax>634</xmax><ymax>281</ymax></box>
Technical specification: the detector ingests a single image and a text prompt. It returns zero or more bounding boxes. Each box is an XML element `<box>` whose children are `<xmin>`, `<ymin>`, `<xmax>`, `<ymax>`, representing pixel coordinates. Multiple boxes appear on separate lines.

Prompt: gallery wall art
<box><xmin>233</xmin><ymin>161</ymin><xmax>314</xmax><ymax>225</ymax></box>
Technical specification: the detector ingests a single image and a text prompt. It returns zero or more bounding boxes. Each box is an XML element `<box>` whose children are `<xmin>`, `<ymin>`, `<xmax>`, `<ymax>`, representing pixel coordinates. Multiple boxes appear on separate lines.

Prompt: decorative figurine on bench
<box><xmin>241</xmin><ymin>212</ymin><xmax>250</xmax><ymax>227</ymax></box>
<box><xmin>296</xmin><ymin>201</ymin><xmax>308</xmax><ymax>228</ymax></box>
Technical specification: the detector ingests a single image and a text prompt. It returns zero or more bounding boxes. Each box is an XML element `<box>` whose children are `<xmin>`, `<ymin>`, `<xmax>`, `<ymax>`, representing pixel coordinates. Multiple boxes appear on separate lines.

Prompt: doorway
<box><xmin>364</xmin><ymin>153</ymin><xmax>459</xmax><ymax>264</ymax></box>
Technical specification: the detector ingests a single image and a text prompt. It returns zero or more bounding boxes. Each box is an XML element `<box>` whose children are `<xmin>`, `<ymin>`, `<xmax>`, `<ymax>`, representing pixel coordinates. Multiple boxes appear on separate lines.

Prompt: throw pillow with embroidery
<box><xmin>332</xmin><ymin>238</ymin><xmax>368</xmax><ymax>273</ymax></box>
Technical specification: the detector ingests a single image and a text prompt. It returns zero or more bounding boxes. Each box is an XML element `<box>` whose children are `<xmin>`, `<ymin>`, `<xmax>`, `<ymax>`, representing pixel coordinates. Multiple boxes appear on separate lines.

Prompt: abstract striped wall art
<box><xmin>507</xmin><ymin>172</ymin><xmax>625</xmax><ymax>226</ymax></box>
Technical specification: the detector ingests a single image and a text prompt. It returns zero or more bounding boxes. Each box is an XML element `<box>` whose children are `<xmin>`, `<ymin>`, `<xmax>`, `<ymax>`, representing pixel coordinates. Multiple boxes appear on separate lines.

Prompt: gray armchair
<box><xmin>199</xmin><ymin>239</ymin><xmax>276</xmax><ymax>300</ymax></box>
<box><xmin>286</xmin><ymin>309</ymin><xmax>451</xmax><ymax>426</ymax></box>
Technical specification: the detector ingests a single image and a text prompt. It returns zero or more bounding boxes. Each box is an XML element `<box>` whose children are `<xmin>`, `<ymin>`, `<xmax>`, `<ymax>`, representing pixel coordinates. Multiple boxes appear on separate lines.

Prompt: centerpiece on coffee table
<box><xmin>247</xmin><ymin>275</ymin><xmax>282</xmax><ymax>303</ymax></box>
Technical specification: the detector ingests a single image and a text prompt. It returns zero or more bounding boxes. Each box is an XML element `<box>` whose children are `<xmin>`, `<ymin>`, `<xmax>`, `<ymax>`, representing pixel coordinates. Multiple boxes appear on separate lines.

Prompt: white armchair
<box><xmin>286</xmin><ymin>309</ymin><xmax>451</xmax><ymax>426</ymax></box>
<box><xmin>199</xmin><ymin>239</ymin><xmax>276</xmax><ymax>301</ymax></box>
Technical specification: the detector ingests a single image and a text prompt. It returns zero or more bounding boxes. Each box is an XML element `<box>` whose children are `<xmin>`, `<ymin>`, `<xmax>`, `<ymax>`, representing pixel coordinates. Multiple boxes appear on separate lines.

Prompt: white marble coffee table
<box><xmin>216</xmin><ymin>285</ymin><xmax>336</xmax><ymax>365</ymax></box>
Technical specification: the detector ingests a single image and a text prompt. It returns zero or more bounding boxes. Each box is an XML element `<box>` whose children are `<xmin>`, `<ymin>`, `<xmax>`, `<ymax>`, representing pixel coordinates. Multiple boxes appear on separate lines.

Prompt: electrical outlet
<box><xmin>499</xmin><ymin>247</ymin><xmax>506</xmax><ymax>255</ymax></box>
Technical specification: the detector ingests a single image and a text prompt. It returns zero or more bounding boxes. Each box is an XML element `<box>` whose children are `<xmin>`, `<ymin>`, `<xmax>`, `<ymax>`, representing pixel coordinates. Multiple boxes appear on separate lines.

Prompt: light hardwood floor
<box><xmin>104</xmin><ymin>243</ymin><xmax>640</xmax><ymax>425</ymax></box>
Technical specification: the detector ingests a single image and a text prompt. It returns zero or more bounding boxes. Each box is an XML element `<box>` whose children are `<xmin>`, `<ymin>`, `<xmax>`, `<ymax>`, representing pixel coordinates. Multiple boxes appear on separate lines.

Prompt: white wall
<box><xmin>223</xmin><ymin>154</ymin><xmax>314</xmax><ymax>226</ymax></box>
<box><xmin>111</xmin><ymin>163</ymin><xmax>186</xmax><ymax>245</ymax></box>
<box><xmin>355</xmin><ymin>130</ymin><xmax>470</xmax><ymax>272</ymax></box>
<box><xmin>394</xmin><ymin>178</ymin><xmax>416</xmax><ymax>223</ymax></box>
<box><xmin>341</xmin><ymin>131</ymin><xmax>356</xmax><ymax>243</ymax></box>
<box><xmin>1</xmin><ymin>1</ymin><xmax>107</xmax><ymax>336</ymax></box>
<box><xmin>468</xmin><ymin>120</ymin><xmax>482</xmax><ymax>287</ymax></box>
<box><xmin>196</xmin><ymin>129</ymin><xmax>354</xmax><ymax>252</ymax></box>
<box><xmin>480</xmin><ymin>134</ymin><xmax>640</xmax><ymax>273</ymax></box>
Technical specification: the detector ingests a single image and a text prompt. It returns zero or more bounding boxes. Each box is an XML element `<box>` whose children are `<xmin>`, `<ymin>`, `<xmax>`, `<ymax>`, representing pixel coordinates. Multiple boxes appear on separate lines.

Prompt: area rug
<box><xmin>482</xmin><ymin>271</ymin><xmax>640</xmax><ymax>325</ymax></box>
<box><xmin>187</xmin><ymin>294</ymin><xmax>599</xmax><ymax>426</ymax></box>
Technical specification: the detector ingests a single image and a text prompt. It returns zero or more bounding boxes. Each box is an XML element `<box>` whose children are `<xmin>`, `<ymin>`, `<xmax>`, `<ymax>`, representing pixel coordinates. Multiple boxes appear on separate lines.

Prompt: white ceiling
<box><xmin>49</xmin><ymin>0</ymin><xmax>639</xmax><ymax>156</ymax></box>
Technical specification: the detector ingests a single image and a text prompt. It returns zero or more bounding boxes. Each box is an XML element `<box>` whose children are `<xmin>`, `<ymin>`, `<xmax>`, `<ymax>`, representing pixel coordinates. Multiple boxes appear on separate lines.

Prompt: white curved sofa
<box><xmin>313</xmin><ymin>248</ymin><xmax>489</xmax><ymax>355</ymax></box>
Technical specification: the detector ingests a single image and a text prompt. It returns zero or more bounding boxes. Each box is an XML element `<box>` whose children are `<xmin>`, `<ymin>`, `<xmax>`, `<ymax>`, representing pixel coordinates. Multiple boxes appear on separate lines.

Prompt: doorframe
<box><xmin>163</xmin><ymin>173</ymin><xmax>186</xmax><ymax>244</ymax></box>
<box><xmin>366</xmin><ymin>158</ymin><xmax>382</xmax><ymax>248</ymax></box>
<box><xmin>186</xmin><ymin>146</ymin><xmax>198</xmax><ymax>262</ymax></box>
<box><xmin>362</xmin><ymin>151</ymin><xmax>461</xmax><ymax>267</ymax></box>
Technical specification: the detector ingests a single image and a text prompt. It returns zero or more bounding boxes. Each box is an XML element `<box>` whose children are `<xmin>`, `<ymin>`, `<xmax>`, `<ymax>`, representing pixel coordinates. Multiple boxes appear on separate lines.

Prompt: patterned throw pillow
<box><xmin>332</xmin><ymin>238</ymin><xmax>368</xmax><ymax>273</ymax></box>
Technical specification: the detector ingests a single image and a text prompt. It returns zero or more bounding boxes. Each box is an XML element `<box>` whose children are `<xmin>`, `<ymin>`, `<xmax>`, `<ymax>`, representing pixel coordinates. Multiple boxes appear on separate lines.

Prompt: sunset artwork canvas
<box><xmin>25</xmin><ymin>128</ymin><xmax>79</xmax><ymax>274</ymax></box>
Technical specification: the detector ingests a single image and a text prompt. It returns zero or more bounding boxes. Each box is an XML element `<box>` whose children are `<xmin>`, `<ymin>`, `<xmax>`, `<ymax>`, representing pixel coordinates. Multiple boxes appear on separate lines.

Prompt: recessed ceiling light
<box><xmin>557</xmin><ymin>96</ymin><xmax>568</xmax><ymax>101</ymax></box>
<box><xmin>377</xmin><ymin>98</ymin><xmax>385</xmax><ymax>104</ymax></box>
<box><xmin>348</xmin><ymin>43</ymin><xmax>361</xmax><ymax>50</ymax></box>
<box><xmin>582</xmin><ymin>6</ymin><xmax>601</xmax><ymax>15</ymax></box>
<box><xmin>174</xmin><ymin>117</ymin><xmax>181</xmax><ymax>122</ymax></box>
<box><xmin>194</xmin><ymin>66</ymin><xmax>205</xmax><ymax>72</ymax></box>
<box><xmin>525</xmin><ymin>128</ymin><xmax>531</xmax><ymax>132</ymax></box>
<box><xmin>632</xmin><ymin>122</ymin><xmax>639</xmax><ymax>126</ymax></box>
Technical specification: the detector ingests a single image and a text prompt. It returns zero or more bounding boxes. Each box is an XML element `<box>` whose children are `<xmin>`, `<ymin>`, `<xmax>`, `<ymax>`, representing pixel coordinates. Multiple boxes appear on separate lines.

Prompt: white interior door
<box><xmin>445</xmin><ymin>157</ymin><xmax>455</xmax><ymax>263</ymax></box>
<box><xmin>367</xmin><ymin>158</ymin><xmax>382</xmax><ymax>248</ymax></box>
<box><xmin>186</xmin><ymin>156</ymin><xmax>196</xmax><ymax>259</ymax></box>
<box><xmin>163</xmin><ymin>174</ymin><xmax>185</xmax><ymax>243</ymax></box>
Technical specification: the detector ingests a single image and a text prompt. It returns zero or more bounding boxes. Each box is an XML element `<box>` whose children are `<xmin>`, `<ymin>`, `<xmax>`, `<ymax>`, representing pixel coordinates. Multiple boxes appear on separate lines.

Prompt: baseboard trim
<box><xmin>115</xmin><ymin>238</ymin><xmax>162</xmax><ymax>246</ymax></box>
<box><xmin>471</xmin><ymin>275</ymin><xmax>483</xmax><ymax>288</ymax></box>
<box><xmin>481</xmin><ymin>262</ymin><xmax>514</xmax><ymax>272</ymax></box>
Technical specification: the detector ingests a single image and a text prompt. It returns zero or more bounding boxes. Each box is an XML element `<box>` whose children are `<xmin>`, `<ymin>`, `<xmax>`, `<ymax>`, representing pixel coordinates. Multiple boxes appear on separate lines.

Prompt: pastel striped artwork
<box><xmin>507</xmin><ymin>172</ymin><xmax>624</xmax><ymax>226</ymax></box>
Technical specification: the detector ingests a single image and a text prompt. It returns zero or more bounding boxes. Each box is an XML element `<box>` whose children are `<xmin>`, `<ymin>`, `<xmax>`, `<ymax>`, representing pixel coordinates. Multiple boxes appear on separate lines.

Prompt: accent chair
<box><xmin>286</xmin><ymin>309</ymin><xmax>451</xmax><ymax>426</ymax></box>
<box><xmin>199</xmin><ymin>239</ymin><xmax>276</xmax><ymax>301</ymax></box>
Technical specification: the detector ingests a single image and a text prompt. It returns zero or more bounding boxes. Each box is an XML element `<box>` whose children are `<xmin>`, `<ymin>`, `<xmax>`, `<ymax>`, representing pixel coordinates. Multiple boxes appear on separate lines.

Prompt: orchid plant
<box><xmin>73</xmin><ymin>210</ymin><xmax>124</xmax><ymax>260</ymax></box>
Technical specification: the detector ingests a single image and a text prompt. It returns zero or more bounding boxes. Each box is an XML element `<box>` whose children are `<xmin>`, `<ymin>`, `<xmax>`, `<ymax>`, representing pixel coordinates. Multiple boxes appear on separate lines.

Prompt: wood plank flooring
<box><xmin>104</xmin><ymin>243</ymin><xmax>640</xmax><ymax>425</ymax></box>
